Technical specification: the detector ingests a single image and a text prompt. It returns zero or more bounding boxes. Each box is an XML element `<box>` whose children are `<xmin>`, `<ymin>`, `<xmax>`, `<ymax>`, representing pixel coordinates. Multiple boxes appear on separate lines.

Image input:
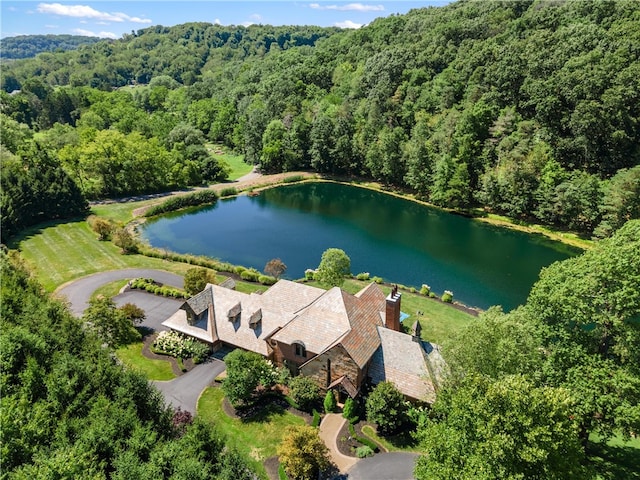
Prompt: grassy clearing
<box><xmin>198</xmin><ymin>387</ymin><xmax>306</xmax><ymax>479</ymax></box>
<box><xmin>308</xmin><ymin>278</ymin><xmax>473</xmax><ymax>345</ymax></box>
<box><xmin>91</xmin><ymin>199</ymin><xmax>155</xmax><ymax>224</ymax></box>
<box><xmin>589</xmin><ymin>434</ymin><xmax>640</xmax><ymax>480</ymax></box>
<box><xmin>208</xmin><ymin>144</ymin><xmax>253</xmax><ymax>181</ymax></box>
<box><xmin>115</xmin><ymin>342</ymin><xmax>176</xmax><ymax>381</ymax></box>
<box><xmin>11</xmin><ymin>219</ymin><xmax>193</xmax><ymax>292</ymax></box>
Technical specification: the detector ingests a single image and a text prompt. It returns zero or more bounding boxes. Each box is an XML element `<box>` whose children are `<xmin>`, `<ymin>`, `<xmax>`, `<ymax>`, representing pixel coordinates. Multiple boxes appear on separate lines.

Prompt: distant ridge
<box><xmin>1</xmin><ymin>34</ymin><xmax>104</xmax><ymax>59</ymax></box>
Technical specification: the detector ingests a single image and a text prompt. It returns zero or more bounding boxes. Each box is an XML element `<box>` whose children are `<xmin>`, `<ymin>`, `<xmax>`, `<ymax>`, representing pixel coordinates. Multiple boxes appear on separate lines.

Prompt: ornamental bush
<box><xmin>441</xmin><ymin>290</ymin><xmax>454</xmax><ymax>303</ymax></box>
<box><xmin>324</xmin><ymin>390</ymin><xmax>337</xmax><ymax>413</ymax></box>
<box><xmin>153</xmin><ymin>331</ymin><xmax>210</xmax><ymax>361</ymax></box>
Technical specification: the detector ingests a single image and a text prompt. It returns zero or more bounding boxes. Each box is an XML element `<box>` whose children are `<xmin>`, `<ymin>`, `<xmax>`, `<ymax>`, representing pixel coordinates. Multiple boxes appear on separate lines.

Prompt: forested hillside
<box><xmin>0</xmin><ymin>251</ymin><xmax>255</xmax><ymax>478</ymax></box>
<box><xmin>2</xmin><ymin>0</ymin><xmax>639</xmax><ymax>242</ymax></box>
<box><xmin>0</xmin><ymin>34</ymin><xmax>103</xmax><ymax>60</ymax></box>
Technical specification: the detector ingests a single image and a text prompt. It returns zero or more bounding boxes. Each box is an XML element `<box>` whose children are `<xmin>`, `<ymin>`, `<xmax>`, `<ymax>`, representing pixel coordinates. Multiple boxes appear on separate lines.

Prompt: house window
<box><xmin>294</xmin><ymin>342</ymin><xmax>306</xmax><ymax>358</ymax></box>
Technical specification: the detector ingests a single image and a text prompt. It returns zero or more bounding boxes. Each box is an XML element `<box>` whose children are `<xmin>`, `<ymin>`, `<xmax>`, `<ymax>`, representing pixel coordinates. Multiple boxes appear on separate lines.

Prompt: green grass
<box><xmin>115</xmin><ymin>342</ymin><xmax>176</xmax><ymax>381</ymax></box>
<box><xmin>588</xmin><ymin>434</ymin><xmax>640</xmax><ymax>480</ymax></box>
<box><xmin>360</xmin><ymin>425</ymin><xmax>419</xmax><ymax>453</ymax></box>
<box><xmin>91</xmin><ymin>199</ymin><xmax>154</xmax><ymax>224</ymax></box>
<box><xmin>198</xmin><ymin>388</ymin><xmax>306</xmax><ymax>478</ymax></box>
<box><xmin>91</xmin><ymin>279</ymin><xmax>129</xmax><ymax>300</ymax></box>
<box><xmin>11</xmin><ymin>219</ymin><xmax>193</xmax><ymax>292</ymax></box>
<box><xmin>309</xmin><ymin>278</ymin><xmax>473</xmax><ymax>345</ymax></box>
<box><xmin>208</xmin><ymin>144</ymin><xmax>253</xmax><ymax>181</ymax></box>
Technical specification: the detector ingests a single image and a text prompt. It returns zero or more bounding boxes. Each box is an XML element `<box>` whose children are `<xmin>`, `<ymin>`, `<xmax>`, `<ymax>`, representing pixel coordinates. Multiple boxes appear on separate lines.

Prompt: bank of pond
<box><xmin>140</xmin><ymin>182</ymin><xmax>581</xmax><ymax>311</ymax></box>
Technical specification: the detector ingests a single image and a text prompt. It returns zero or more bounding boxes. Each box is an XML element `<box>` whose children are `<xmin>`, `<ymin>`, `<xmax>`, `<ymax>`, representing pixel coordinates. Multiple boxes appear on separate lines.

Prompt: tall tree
<box><xmin>315</xmin><ymin>248</ymin><xmax>351</xmax><ymax>287</ymax></box>
<box><xmin>277</xmin><ymin>425</ymin><xmax>332</xmax><ymax>480</ymax></box>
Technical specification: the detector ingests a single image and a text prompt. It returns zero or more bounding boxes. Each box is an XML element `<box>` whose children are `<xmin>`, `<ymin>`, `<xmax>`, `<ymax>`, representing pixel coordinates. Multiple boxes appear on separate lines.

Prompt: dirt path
<box><xmin>130</xmin><ymin>170</ymin><xmax>318</xmax><ymax>218</ymax></box>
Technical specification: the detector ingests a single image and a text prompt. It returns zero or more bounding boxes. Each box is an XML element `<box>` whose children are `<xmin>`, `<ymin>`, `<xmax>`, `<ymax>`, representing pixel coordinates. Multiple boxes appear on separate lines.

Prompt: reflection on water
<box><xmin>141</xmin><ymin>182</ymin><xmax>580</xmax><ymax>310</ymax></box>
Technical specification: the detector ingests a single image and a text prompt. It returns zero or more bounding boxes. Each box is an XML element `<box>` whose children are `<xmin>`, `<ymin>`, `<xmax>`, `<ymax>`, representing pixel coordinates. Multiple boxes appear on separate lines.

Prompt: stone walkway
<box><xmin>319</xmin><ymin>413</ymin><xmax>359</xmax><ymax>473</ymax></box>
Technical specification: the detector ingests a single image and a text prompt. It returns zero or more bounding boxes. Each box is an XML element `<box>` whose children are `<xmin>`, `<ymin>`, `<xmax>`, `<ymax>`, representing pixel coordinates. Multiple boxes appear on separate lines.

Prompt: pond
<box><xmin>140</xmin><ymin>182</ymin><xmax>580</xmax><ymax>310</ymax></box>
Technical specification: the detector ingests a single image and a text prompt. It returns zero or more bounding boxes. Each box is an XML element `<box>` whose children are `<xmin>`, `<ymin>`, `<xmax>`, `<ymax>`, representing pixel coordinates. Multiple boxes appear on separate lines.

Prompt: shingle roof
<box><xmin>369</xmin><ymin>326</ymin><xmax>442</xmax><ymax>402</ymax></box>
<box><xmin>163</xmin><ymin>280</ymin><xmax>325</xmax><ymax>356</ymax></box>
<box><xmin>182</xmin><ymin>286</ymin><xmax>214</xmax><ymax>316</ymax></box>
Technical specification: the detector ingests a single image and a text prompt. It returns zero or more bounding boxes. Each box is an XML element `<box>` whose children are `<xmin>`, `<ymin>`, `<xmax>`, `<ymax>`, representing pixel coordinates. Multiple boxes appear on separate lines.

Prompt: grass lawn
<box><xmin>91</xmin><ymin>279</ymin><xmax>129</xmax><ymax>300</ymax></box>
<box><xmin>198</xmin><ymin>387</ymin><xmax>306</xmax><ymax>479</ymax></box>
<box><xmin>311</xmin><ymin>278</ymin><xmax>474</xmax><ymax>345</ymax></box>
<box><xmin>588</xmin><ymin>434</ymin><xmax>640</xmax><ymax>480</ymax></box>
<box><xmin>115</xmin><ymin>342</ymin><xmax>176</xmax><ymax>381</ymax></box>
<box><xmin>208</xmin><ymin>144</ymin><xmax>253</xmax><ymax>181</ymax></box>
<box><xmin>91</xmin><ymin>199</ymin><xmax>155</xmax><ymax>224</ymax></box>
<box><xmin>10</xmin><ymin>219</ymin><xmax>193</xmax><ymax>292</ymax></box>
<box><xmin>361</xmin><ymin>425</ymin><xmax>420</xmax><ymax>453</ymax></box>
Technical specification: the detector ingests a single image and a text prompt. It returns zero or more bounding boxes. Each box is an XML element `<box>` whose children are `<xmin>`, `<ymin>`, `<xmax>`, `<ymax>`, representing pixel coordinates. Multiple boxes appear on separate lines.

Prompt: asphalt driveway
<box><xmin>344</xmin><ymin>452</ymin><xmax>419</xmax><ymax>480</ymax></box>
<box><xmin>113</xmin><ymin>290</ymin><xmax>183</xmax><ymax>332</ymax></box>
<box><xmin>56</xmin><ymin>268</ymin><xmax>183</xmax><ymax>317</ymax></box>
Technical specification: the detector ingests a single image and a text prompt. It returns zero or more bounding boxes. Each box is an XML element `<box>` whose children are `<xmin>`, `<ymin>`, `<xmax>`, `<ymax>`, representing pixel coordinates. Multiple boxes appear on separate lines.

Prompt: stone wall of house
<box><xmin>300</xmin><ymin>344</ymin><xmax>362</xmax><ymax>390</ymax></box>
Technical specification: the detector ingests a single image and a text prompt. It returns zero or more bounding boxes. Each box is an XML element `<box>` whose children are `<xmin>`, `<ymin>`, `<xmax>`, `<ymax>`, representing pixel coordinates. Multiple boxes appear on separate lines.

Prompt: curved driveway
<box><xmin>345</xmin><ymin>452</ymin><xmax>419</xmax><ymax>480</ymax></box>
<box><xmin>56</xmin><ymin>268</ymin><xmax>184</xmax><ymax>317</ymax></box>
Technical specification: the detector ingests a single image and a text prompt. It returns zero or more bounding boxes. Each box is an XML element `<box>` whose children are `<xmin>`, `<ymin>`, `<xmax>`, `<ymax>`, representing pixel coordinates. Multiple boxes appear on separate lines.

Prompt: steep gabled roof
<box><xmin>369</xmin><ymin>326</ymin><xmax>443</xmax><ymax>402</ymax></box>
<box><xmin>181</xmin><ymin>286</ymin><xmax>214</xmax><ymax>317</ymax></box>
<box><xmin>271</xmin><ymin>287</ymin><xmax>353</xmax><ymax>354</ymax></box>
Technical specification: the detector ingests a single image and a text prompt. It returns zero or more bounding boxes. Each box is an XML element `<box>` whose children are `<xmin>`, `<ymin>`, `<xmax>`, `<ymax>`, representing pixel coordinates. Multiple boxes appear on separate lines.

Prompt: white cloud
<box><xmin>214</xmin><ymin>18</ymin><xmax>221</xmax><ymax>25</ymax></box>
<box><xmin>335</xmin><ymin>20</ymin><xmax>363</xmax><ymax>28</ymax></box>
<box><xmin>44</xmin><ymin>24</ymin><xmax>59</xmax><ymax>29</ymax></box>
<box><xmin>241</xmin><ymin>21</ymin><xmax>255</xmax><ymax>27</ymax></box>
<box><xmin>249</xmin><ymin>13</ymin><xmax>263</xmax><ymax>21</ymax></box>
<box><xmin>72</xmin><ymin>27</ymin><xmax>117</xmax><ymax>38</ymax></box>
<box><xmin>311</xmin><ymin>3</ymin><xmax>384</xmax><ymax>12</ymax></box>
<box><xmin>37</xmin><ymin>3</ymin><xmax>152</xmax><ymax>23</ymax></box>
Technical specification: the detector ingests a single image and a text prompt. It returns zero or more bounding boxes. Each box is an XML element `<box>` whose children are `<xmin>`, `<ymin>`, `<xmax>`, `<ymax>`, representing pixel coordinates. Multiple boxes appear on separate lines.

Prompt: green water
<box><xmin>141</xmin><ymin>182</ymin><xmax>580</xmax><ymax>310</ymax></box>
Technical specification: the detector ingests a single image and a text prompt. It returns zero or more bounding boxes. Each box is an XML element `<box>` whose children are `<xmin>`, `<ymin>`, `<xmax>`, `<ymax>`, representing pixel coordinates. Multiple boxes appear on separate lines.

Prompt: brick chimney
<box><xmin>385</xmin><ymin>285</ymin><xmax>402</xmax><ymax>332</ymax></box>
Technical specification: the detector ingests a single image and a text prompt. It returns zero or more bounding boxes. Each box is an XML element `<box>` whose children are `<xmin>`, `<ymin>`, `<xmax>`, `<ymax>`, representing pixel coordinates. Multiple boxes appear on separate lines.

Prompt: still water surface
<box><xmin>141</xmin><ymin>182</ymin><xmax>580</xmax><ymax>310</ymax></box>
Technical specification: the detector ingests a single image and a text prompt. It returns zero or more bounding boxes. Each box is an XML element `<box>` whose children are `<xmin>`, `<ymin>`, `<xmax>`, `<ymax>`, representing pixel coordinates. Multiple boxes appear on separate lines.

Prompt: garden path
<box><xmin>319</xmin><ymin>413</ymin><xmax>359</xmax><ymax>473</ymax></box>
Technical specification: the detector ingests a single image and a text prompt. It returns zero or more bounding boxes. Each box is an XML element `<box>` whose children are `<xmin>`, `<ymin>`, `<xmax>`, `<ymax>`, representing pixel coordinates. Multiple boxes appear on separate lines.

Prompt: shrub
<box><xmin>420</xmin><ymin>284</ymin><xmax>431</xmax><ymax>296</ymax></box>
<box><xmin>312</xmin><ymin>409</ymin><xmax>321</xmax><ymax>428</ymax></box>
<box><xmin>153</xmin><ymin>331</ymin><xmax>210</xmax><ymax>361</ymax></box>
<box><xmin>441</xmin><ymin>290</ymin><xmax>454</xmax><ymax>303</ymax></box>
<box><xmin>324</xmin><ymin>390</ymin><xmax>337</xmax><ymax>413</ymax></box>
<box><xmin>235</xmin><ymin>266</ymin><xmax>246</xmax><ymax>275</ymax></box>
<box><xmin>145</xmin><ymin>190</ymin><xmax>219</xmax><ymax>217</ymax></box>
<box><xmin>348</xmin><ymin>423</ymin><xmax>379</xmax><ymax>452</ymax></box>
<box><xmin>283</xmin><ymin>175</ymin><xmax>303</xmax><ymax>183</ymax></box>
<box><xmin>429</xmin><ymin>292</ymin><xmax>437</xmax><ymax>298</ymax></box>
<box><xmin>304</xmin><ymin>269</ymin><xmax>315</xmax><ymax>280</ymax></box>
<box><xmin>356</xmin><ymin>446</ymin><xmax>374</xmax><ymax>458</ymax></box>
<box><xmin>219</xmin><ymin>187</ymin><xmax>237</xmax><ymax>197</ymax></box>
<box><xmin>258</xmin><ymin>275</ymin><xmax>277</xmax><ymax>285</ymax></box>
<box><xmin>342</xmin><ymin>397</ymin><xmax>357</xmax><ymax>422</ymax></box>
<box><xmin>240</xmin><ymin>270</ymin><xmax>259</xmax><ymax>282</ymax></box>
<box><xmin>289</xmin><ymin>376</ymin><xmax>321</xmax><ymax>412</ymax></box>
<box><xmin>87</xmin><ymin>215</ymin><xmax>115</xmax><ymax>240</ymax></box>
<box><xmin>409</xmin><ymin>287</ymin><xmax>416</xmax><ymax>293</ymax></box>
<box><xmin>372</xmin><ymin>276</ymin><xmax>383</xmax><ymax>284</ymax></box>
<box><xmin>356</xmin><ymin>272</ymin><xmax>370</xmax><ymax>281</ymax></box>
<box><xmin>366</xmin><ymin>381</ymin><xmax>408</xmax><ymax>435</ymax></box>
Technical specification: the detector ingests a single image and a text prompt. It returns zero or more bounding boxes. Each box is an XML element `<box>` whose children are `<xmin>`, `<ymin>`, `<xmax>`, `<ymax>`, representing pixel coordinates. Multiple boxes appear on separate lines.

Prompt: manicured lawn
<box><xmin>91</xmin><ymin>199</ymin><xmax>154</xmax><ymax>224</ymax></box>
<box><xmin>11</xmin><ymin>219</ymin><xmax>193</xmax><ymax>292</ymax></box>
<box><xmin>311</xmin><ymin>278</ymin><xmax>474</xmax><ymax>345</ymax></box>
<box><xmin>91</xmin><ymin>279</ymin><xmax>130</xmax><ymax>300</ymax></box>
<box><xmin>198</xmin><ymin>387</ymin><xmax>306</xmax><ymax>478</ymax></box>
<box><xmin>115</xmin><ymin>342</ymin><xmax>176</xmax><ymax>381</ymax></box>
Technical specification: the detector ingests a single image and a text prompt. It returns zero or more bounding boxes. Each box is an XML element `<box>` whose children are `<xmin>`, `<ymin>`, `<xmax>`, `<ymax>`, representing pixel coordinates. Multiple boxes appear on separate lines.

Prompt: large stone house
<box><xmin>163</xmin><ymin>280</ymin><xmax>444</xmax><ymax>402</ymax></box>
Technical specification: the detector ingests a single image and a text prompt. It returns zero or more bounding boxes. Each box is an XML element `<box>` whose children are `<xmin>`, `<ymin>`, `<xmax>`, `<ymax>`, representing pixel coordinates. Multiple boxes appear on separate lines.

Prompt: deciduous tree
<box><xmin>366</xmin><ymin>381</ymin><xmax>407</xmax><ymax>435</ymax></box>
<box><xmin>315</xmin><ymin>248</ymin><xmax>351</xmax><ymax>287</ymax></box>
<box><xmin>277</xmin><ymin>425</ymin><xmax>332</xmax><ymax>480</ymax></box>
<box><xmin>183</xmin><ymin>267</ymin><xmax>216</xmax><ymax>296</ymax></box>
<box><xmin>264</xmin><ymin>258</ymin><xmax>287</xmax><ymax>279</ymax></box>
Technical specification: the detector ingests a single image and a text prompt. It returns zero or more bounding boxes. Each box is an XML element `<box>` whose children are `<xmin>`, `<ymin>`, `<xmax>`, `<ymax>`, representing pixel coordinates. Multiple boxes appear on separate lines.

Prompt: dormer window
<box><xmin>249</xmin><ymin>309</ymin><xmax>262</xmax><ymax>329</ymax></box>
<box><xmin>227</xmin><ymin>302</ymin><xmax>241</xmax><ymax>323</ymax></box>
<box><xmin>293</xmin><ymin>341</ymin><xmax>306</xmax><ymax>358</ymax></box>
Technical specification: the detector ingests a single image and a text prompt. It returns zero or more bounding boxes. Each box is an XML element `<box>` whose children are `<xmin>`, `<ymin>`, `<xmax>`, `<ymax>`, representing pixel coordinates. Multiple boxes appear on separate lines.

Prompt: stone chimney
<box><xmin>385</xmin><ymin>285</ymin><xmax>402</xmax><ymax>332</ymax></box>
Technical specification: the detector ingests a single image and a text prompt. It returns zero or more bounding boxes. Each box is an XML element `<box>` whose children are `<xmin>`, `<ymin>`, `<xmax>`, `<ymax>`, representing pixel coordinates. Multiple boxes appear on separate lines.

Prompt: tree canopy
<box><xmin>315</xmin><ymin>248</ymin><xmax>351</xmax><ymax>287</ymax></box>
<box><xmin>2</xmin><ymin>1</ymin><xmax>639</xmax><ymax>239</ymax></box>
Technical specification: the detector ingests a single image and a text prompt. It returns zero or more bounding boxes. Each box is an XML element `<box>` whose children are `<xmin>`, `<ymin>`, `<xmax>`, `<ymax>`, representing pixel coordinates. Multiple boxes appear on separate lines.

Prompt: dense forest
<box><xmin>0</xmin><ymin>35</ymin><xmax>103</xmax><ymax>60</ymax></box>
<box><xmin>0</xmin><ymin>251</ymin><xmax>256</xmax><ymax>478</ymax></box>
<box><xmin>1</xmin><ymin>0</ymin><xmax>639</xmax><ymax>243</ymax></box>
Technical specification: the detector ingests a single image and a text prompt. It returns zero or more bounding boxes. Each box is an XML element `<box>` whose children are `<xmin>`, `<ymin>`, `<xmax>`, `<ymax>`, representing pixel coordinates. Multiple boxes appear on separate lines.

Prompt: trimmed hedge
<box><xmin>145</xmin><ymin>190</ymin><xmax>219</xmax><ymax>217</ymax></box>
<box><xmin>348</xmin><ymin>423</ymin><xmax>379</xmax><ymax>452</ymax></box>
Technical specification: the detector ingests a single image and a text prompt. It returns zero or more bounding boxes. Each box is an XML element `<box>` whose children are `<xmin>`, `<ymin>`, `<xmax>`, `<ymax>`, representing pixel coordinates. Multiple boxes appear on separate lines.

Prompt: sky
<box><xmin>1</xmin><ymin>1</ymin><xmax>451</xmax><ymax>39</ymax></box>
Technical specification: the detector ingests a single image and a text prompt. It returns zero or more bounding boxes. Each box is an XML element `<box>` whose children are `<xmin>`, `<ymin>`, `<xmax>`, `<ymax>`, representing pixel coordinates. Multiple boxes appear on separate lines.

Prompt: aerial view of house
<box><xmin>164</xmin><ymin>280</ymin><xmax>444</xmax><ymax>402</ymax></box>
